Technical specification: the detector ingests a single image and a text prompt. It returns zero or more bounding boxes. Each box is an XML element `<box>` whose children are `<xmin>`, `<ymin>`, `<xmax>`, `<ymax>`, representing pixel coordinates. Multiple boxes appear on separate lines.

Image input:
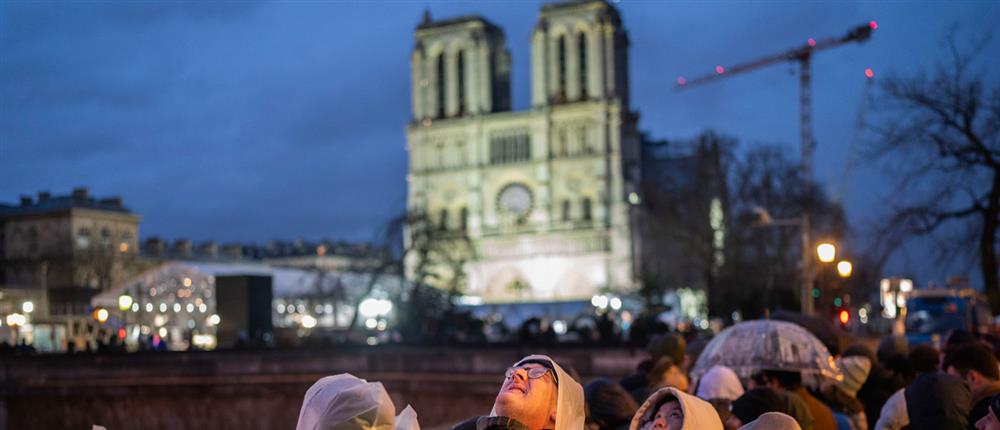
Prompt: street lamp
<box><xmin>118</xmin><ymin>294</ymin><xmax>134</xmax><ymax>312</ymax></box>
<box><xmin>21</xmin><ymin>301</ymin><xmax>34</xmax><ymax>314</ymax></box>
<box><xmin>816</xmin><ymin>243</ymin><xmax>837</xmax><ymax>263</ymax></box>
<box><xmin>837</xmin><ymin>261</ymin><xmax>853</xmax><ymax>278</ymax></box>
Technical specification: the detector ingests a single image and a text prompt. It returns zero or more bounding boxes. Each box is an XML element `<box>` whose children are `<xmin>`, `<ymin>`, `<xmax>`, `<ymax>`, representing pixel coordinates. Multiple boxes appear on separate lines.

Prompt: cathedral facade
<box><xmin>405</xmin><ymin>0</ymin><xmax>641</xmax><ymax>302</ymax></box>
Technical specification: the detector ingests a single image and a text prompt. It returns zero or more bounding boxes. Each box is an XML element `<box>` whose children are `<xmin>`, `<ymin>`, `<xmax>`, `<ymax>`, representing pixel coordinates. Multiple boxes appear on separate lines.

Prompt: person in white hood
<box><xmin>296</xmin><ymin>373</ymin><xmax>420</xmax><ymax>430</ymax></box>
<box><xmin>629</xmin><ymin>386</ymin><xmax>724</xmax><ymax>430</ymax></box>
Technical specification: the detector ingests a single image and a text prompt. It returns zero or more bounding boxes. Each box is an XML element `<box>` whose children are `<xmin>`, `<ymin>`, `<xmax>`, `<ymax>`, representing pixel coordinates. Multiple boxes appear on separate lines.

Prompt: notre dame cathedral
<box><xmin>405</xmin><ymin>0</ymin><xmax>642</xmax><ymax>303</ymax></box>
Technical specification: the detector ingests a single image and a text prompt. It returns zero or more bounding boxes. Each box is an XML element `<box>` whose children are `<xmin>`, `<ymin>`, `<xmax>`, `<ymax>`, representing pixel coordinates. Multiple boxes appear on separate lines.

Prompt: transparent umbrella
<box><xmin>690</xmin><ymin>319</ymin><xmax>842</xmax><ymax>383</ymax></box>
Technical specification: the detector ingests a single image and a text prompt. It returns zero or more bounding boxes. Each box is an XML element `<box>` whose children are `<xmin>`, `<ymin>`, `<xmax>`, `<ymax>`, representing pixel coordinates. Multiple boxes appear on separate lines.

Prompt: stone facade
<box><xmin>406</xmin><ymin>1</ymin><xmax>641</xmax><ymax>303</ymax></box>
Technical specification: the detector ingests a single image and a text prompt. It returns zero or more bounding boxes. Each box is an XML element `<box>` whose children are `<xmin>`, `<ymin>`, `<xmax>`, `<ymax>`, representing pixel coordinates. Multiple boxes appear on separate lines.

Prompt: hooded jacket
<box><xmin>873</xmin><ymin>389</ymin><xmax>907</xmax><ymax>430</ymax></box>
<box><xmin>695</xmin><ymin>365</ymin><xmax>744</xmax><ymax>401</ymax></box>
<box><xmin>738</xmin><ymin>412</ymin><xmax>803</xmax><ymax>430</ymax></box>
<box><xmin>488</xmin><ymin>355</ymin><xmax>585</xmax><ymax>430</ymax></box>
<box><xmin>296</xmin><ymin>373</ymin><xmax>421</xmax><ymax>430</ymax></box>
<box><xmin>904</xmin><ymin>372</ymin><xmax>971</xmax><ymax>430</ymax></box>
<box><xmin>629</xmin><ymin>387</ymin><xmax>723</xmax><ymax>430</ymax></box>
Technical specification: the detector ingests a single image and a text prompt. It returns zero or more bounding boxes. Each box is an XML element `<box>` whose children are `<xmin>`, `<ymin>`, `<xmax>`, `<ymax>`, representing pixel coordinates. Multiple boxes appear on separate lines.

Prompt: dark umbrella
<box><xmin>772</xmin><ymin>310</ymin><xmax>842</xmax><ymax>356</ymax></box>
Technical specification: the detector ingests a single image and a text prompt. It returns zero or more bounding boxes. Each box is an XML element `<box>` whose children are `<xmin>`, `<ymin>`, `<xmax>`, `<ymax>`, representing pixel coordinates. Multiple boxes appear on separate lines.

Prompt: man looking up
<box><xmin>452</xmin><ymin>355</ymin><xmax>584</xmax><ymax>430</ymax></box>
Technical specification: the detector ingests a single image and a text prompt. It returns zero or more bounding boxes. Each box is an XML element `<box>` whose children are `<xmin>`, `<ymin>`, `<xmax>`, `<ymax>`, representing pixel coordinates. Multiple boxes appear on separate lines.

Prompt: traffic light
<box><xmin>838</xmin><ymin>309</ymin><xmax>850</xmax><ymax>326</ymax></box>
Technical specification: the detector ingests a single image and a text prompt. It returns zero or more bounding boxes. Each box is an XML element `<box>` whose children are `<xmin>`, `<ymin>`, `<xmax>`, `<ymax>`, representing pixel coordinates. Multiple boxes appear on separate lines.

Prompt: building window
<box><xmin>439</xmin><ymin>208</ymin><xmax>449</xmax><ymax>230</ymax></box>
<box><xmin>562</xmin><ymin>200</ymin><xmax>571</xmax><ymax>221</ymax></box>
<box><xmin>101</xmin><ymin>227</ymin><xmax>111</xmax><ymax>247</ymax></box>
<box><xmin>28</xmin><ymin>226</ymin><xmax>38</xmax><ymax>254</ymax></box>
<box><xmin>582</xmin><ymin>197</ymin><xmax>592</xmax><ymax>221</ymax></box>
<box><xmin>456</xmin><ymin>50</ymin><xmax>465</xmax><ymax>116</ymax></box>
<box><xmin>489</xmin><ymin>131</ymin><xmax>531</xmax><ymax>165</ymax></box>
<box><xmin>436</xmin><ymin>54</ymin><xmax>446</xmax><ymax>119</ymax></box>
<box><xmin>77</xmin><ymin>228</ymin><xmax>91</xmax><ymax>249</ymax></box>
<box><xmin>460</xmin><ymin>207</ymin><xmax>468</xmax><ymax>231</ymax></box>
<box><xmin>578</xmin><ymin>32</ymin><xmax>588</xmax><ymax>100</ymax></box>
<box><xmin>557</xmin><ymin>35</ymin><xmax>567</xmax><ymax>103</ymax></box>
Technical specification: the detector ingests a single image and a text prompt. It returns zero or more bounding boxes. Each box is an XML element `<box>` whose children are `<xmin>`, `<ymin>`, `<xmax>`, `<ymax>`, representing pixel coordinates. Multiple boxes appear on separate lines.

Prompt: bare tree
<box><xmin>867</xmin><ymin>33</ymin><xmax>1000</xmax><ymax>310</ymax></box>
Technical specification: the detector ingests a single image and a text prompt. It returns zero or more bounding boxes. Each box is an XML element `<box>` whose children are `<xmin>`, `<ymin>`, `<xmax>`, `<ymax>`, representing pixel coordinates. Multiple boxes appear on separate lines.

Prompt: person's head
<box><xmin>295</xmin><ymin>373</ymin><xmax>396</xmax><ymax>430</ymax></box>
<box><xmin>834</xmin><ymin>356</ymin><xmax>871</xmax><ymax>399</ymax></box>
<box><xmin>735</xmin><ymin>412</ymin><xmax>801</xmax><ymax>430</ymax></box>
<box><xmin>905</xmin><ymin>371</ymin><xmax>971</xmax><ymax>430</ymax></box>
<box><xmin>585</xmin><ymin>379</ymin><xmax>638</xmax><ymax>430</ymax></box>
<box><xmin>944</xmin><ymin>343</ymin><xmax>1000</xmax><ymax>392</ymax></box>
<box><xmin>694</xmin><ymin>365</ymin><xmax>744</xmax><ymax>402</ymax></box>
<box><xmin>910</xmin><ymin>344</ymin><xmax>941</xmax><ymax>374</ymax></box>
<box><xmin>493</xmin><ymin>355</ymin><xmax>584</xmax><ymax>430</ymax></box>
<box><xmin>649</xmin><ymin>357</ymin><xmax>689</xmax><ymax>392</ymax></box>
<box><xmin>878</xmin><ymin>335</ymin><xmax>909</xmax><ymax>364</ymax></box>
<box><xmin>629</xmin><ymin>387</ymin><xmax>723</xmax><ymax>430</ymax></box>
<box><xmin>946</xmin><ymin>329</ymin><xmax>977</xmax><ymax>348</ymax></box>
<box><xmin>727</xmin><ymin>387</ymin><xmax>786</xmax><ymax>429</ymax></box>
<box><xmin>648</xmin><ymin>334</ymin><xmax>687</xmax><ymax>368</ymax></box>
<box><xmin>975</xmin><ymin>393</ymin><xmax>1000</xmax><ymax>430</ymax></box>
<box><xmin>760</xmin><ymin>370</ymin><xmax>801</xmax><ymax>391</ymax></box>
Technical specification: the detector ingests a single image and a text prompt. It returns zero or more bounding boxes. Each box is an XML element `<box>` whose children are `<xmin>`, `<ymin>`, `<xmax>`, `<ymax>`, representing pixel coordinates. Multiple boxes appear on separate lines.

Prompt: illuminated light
<box><xmin>22</xmin><ymin>301</ymin><xmax>34</xmax><ymax>313</ymax></box>
<box><xmin>119</xmin><ymin>242</ymin><xmax>129</xmax><ymax>253</ymax></box>
<box><xmin>150</xmin><ymin>288</ymin><xmax>157</xmax><ymax>297</ymax></box>
<box><xmin>6</xmin><ymin>313</ymin><xmax>27</xmax><ymax>327</ymax></box>
<box><xmin>195</xmin><ymin>298</ymin><xmax>203</xmax><ymax>306</ymax></box>
<box><xmin>715</xmin><ymin>65</ymin><xmax>725</xmax><ymax>74</ymax></box>
<box><xmin>869</xmin><ymin>21</ymin><xmax>878</xmax><ymax>30</ymax></box>
<box><xmin>834</xmin><ymin>297</ymin><xmax>843</xmax><ymax>307</ymax></box>
<box><xmin>865</xmin><ymin>68</ymin><xmax>874</xmax><ymax>79</ymax></box>
<box><xmin>198</xmin><ymin>304</ymin><xmax>207</xmax><ymax>313</ymax></box>
<box><xmin>158</xmin><ymin>327</ymin><xmax>167</xmax><ymax>338</ymax></box>
<box><xmin>118</xmin><ymin>295</ymin><xmax>133</xmax><ymax>311</ymax></box>
<box><xmin>315</xmin><ymin>304</ymin><xmax>323</xmax><ymax>314</ymax></box>
<box><xmin>207</xmin><ymin>314</ymin><xmax>221</xmax><ymax>326</ymax></box>
<box><xmin>365</xmin><ymin>318</ymin><xmax>378</xmax><ymax>329</ymax></box>
<box><xmin>859</xmin><ymin>308</ymin><xmax>868</xmax><ymax>318</ymax></box>
<box><xmin>118</xmin><ymin>328</ymin><xmax>126</xmax><ymax>339</ymax></box>
<box><xmin>816</xmin><ymin>242</ymin><xmax>837</xmax><ymax>263</ymax></box>
<box><xmin>153</xmin><ymin>334</ymin><xmax>161</xmax><ymax>347</ymax></box>
<box><xmin>159</xmin><ymin>303</ymin><xmax>167</xmax><ymax>313</ymax></box>
<box><xmin>297</xmin><ymin>304</ymin><xmax>305</xmax><ymax>314</ymax></box>
<box><xmin>141</xmin><ymin>325</ymin><xmax>151</xmax><ymax>335</ymax></box>
<box><xmin>193</xmin><ymin>334</ymin><xmax>216</xmax><ymax>349</ymax></box>
<box><xmin>699</xmin><ymin>319</ymin><xmax>709</xmax><ymax>330</ymax></box>
<box><xmin>628</xmin><ymin>192</ymin><xmax>640</xmax><ymax>205</ymax></box>
<box><xmin>376</xmin><ymin>320</ymin><xmax>387</xmax><ymax>331</ymax></box>
<box><xmin>838</xmin><ymin>309</ymin><xmax>850</xmax><ymax>325</ymax></box>
<box><xmin>324</xmin><ymin>304</ymin><xmax>333</xmax><ymax>314</ymax></box>
<box><xmin>173</xmin><ymin>303</ymin><xmax>181</xmax><ymax>313</ymax></box>
<box><xmin>880</xmin><ymin>279</ymin><xmax>890</xmax><ymax>291</ymax></box>
<box><xmin>316</xmin><ymin>244</ymin><xmax>327</xmax><ymax>256</ymax></box>
<box><xmin>154</xmin><ymin>315</ymin><xmax>167</xmax><ymax>327</ymax></box>
<box><xmin>187</xmin><ymin>319</ymin><xmax>195</xmax><ymax>329</ymax></box>
<box><xmin>277</xmin><ymin>303</ymin><xmax>286</xmax><ymax>314</ymax></box>
<box><xmin>95</xmin><ymin>308</ymin><xmax>109</xmax><ymax>323</ymax></box>
<box><xmin>366</xmin><ymin>336</ymin><xmax>378</xmax><ymax>346</ymax></box>
<box><xmin>301</xmin><ymin>315</ymin><xmax>317</xmax><ymax>329</ymax></box>
<box><xmin>359</xmin><ymin>298</ymin><xmax>393</xmax><ymax>318</ymax></box>
<box><xmin>591</xmin><ymin>295</ymin><xmax>609</xmax><ymax>309</ymax></box>
<box><xmin>183</xmin><ymin>277</ymin><xmax>192</xmax><ymax>287</ymax></box>
<box><xmin>131</xmin><ymin>303</ymin><xmax>139</xmax><ymax>312</ymax></box>
<box><xmin>808</xmin><ymin>38</ymin><xmax>816</xmax><ymax>47</ymax></box>
<box><xmin>837</xmin><ymin>261</ymin><xmax>853</xmax><ymax>278</ymax></box>
<box><xmin>812</xmin><ymin>288</ymin><xmax>821</xmax><ymax>299</ymax></box>
<box><xmin>146</xmin><ymin>303</ymin><xmax>154</xmax><ymax>312</ymax></box>
<box><xmin>677</xmin><ymin>76</ymin><xmax>686</xmax><ymax>86</ymax></box>
<box><xmin>610</xmin><ymin>297</ymin><xmax>623</xmax><ymax>311</ymax></box>
<box><xmin>186</xmin><ymin>303</ymin><xmax>194</xmax><ymax>313</ymax></box>
<box><xmin>899</xmin><ymin>279</ymin><xmax>913</xmax><ymax>292</ymax></box>
<box><xmin>552</xmin><ymin>320</ymin><xmax>567</xmax><ymax>335</ymax></box>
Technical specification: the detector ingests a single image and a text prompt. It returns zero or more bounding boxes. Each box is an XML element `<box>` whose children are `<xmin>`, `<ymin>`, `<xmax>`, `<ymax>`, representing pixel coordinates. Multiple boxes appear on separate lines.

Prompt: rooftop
<box><xmin>0</xmin><ymin>187</ymin><xmax>132</xmax><ymax>218</ymax></box>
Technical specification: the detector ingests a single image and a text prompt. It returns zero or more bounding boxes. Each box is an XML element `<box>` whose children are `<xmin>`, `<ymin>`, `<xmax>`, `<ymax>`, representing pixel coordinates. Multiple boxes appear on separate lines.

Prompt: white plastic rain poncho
<box><xmin>629</xmin><ymin>386</ymin><xmax>723</xmax><ymax>430</ymax></box>
<box><xmin>296</xmin><ymin>373</ymin><xmax>421</xmax><ymax>430</ymax></box>
<box><xmin>489</xmin><ymin>355</ymin><xmax>585</xmax><ymax>430</ymax></box>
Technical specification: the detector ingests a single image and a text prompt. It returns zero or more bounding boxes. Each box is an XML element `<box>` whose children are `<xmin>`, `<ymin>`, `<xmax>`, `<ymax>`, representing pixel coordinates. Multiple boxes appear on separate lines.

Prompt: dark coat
<box><xmin>904</xmin><ymin>372</ymin><xmax>971</xmax><ymax>430</ymax></box>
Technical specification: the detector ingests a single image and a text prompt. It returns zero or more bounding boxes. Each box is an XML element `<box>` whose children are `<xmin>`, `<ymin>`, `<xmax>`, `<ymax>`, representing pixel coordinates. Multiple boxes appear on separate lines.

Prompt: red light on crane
<box><xmin>715</xmin><ymin>65</ymin><xmax>725</xmax><ymax>74</ymax></box>
<box><xmin>864</xmin><ymin>68</ymin><xmax>874</xmax><ymax>79</ymax></box>
<box><xmin>677</xmin><ymin>76</ymin><xmax>686</xmax><ymax>86</ymax></box>
<box><xmin>808</xmin><ymin>38</ymin><xmax>816</xmax><ymax>47</ymax></box>
<box><xmin>869</xmin><ymin>21</ymin><xmax>878</xmax><ymax>30</ymax></box>
<box><xmin>838</xmin><ymin>309</ymin><xmax>850</xmax><ymax>325</ymax></box>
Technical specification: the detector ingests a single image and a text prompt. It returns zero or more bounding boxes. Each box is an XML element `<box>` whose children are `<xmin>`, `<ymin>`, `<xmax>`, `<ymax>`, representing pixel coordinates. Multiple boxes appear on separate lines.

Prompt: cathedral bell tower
<box><xmin>411</xmin><ymin>12</ymin><xmax>512</xmax><ymax>122</ymax></box>
<box><xmin>531</xmin><ymin>1</ymin><xmax>630</xmax><ymax>107</ymax></box>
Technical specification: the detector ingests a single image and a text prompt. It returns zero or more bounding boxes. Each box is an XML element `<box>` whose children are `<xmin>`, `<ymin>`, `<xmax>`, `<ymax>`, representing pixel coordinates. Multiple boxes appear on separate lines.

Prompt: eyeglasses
<box><xmin>505</xmin><ymin>366</ymin><xmax>552</xmax><ymax>380</ymax></box>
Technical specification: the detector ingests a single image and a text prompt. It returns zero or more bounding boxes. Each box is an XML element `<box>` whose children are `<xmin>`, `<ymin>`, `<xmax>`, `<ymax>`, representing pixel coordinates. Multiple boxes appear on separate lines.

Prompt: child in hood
<box><xmin>629</xmin><ymin>387</ymin><xmax>723</xmax><ymax>430</ymax></box>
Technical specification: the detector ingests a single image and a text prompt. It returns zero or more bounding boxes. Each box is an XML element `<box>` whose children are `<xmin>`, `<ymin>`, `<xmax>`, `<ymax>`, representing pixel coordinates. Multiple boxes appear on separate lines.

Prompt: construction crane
<box><xmin>676</xmin><ymin>22</ymin><xmax>877</xmax><ymax>316</ymax></box>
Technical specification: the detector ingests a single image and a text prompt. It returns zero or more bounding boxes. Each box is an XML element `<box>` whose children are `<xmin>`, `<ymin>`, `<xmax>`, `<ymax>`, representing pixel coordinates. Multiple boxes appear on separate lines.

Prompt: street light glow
<box><xmin>95</xmin><ymin>308</ymin><xmax>109</xmax><ymax>323</ymax></box>
<box><xmin>816</xmin><ymin>243</ymin><xmax>837</xmax><ymax>263</ymax></box>
<box><xmin>837</xmin><ymin>261</ymin><xmax>853</xmax><ymax>278</ymax></box>
<box><xmin>118</xmin><ymin>294</ymin><xmax>134</xmax><ymax>311</ymax></box>
<box><xmin>22</xmin><ymin>301</ymin><xmax>34</xmax><ymax>313</ymax></box>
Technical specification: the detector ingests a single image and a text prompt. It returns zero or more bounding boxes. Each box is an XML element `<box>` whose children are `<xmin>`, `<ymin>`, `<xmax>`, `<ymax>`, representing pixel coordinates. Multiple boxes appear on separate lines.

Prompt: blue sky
<box><xmin>2</xmin><ymin>1</ymin><xmax>998</xmax><ymax>285</ymax></box>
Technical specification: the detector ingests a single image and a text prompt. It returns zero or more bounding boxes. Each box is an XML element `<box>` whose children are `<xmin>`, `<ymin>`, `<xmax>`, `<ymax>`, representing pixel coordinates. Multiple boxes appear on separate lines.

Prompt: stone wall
<box><xmin>2</xmin><ymin>346</ymin><xmax>644</xmax><ymax>430</ymax></box>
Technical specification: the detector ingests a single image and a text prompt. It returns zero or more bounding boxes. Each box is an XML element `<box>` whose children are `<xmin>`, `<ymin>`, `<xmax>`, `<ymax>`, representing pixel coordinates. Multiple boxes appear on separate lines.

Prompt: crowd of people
<box><xmin>293</xmin><ymin>327</ymin><xmax>1000</xmax><ymax>430</ymax></box>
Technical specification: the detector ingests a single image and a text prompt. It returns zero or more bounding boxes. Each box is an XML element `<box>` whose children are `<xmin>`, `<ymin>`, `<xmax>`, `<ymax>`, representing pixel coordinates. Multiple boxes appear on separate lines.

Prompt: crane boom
<box><xmin>676</xmin><ymin>23</ymin><xmax>875</xmax><ymax>88</ymax></box>
<box><xmin>673</xmin><ymin>21</ymin><xmax>877</xmax><ymax>316</ymax></box>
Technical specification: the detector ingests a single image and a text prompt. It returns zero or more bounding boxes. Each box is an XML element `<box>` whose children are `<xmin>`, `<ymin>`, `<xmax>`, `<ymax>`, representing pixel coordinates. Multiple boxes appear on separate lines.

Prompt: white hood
<box><xmin>296</xmin><ymin>373</ymin><xmax>420</xmax><ymax>430</ymax></box>
<box><xmin>695</xmin><ymin>365</ymin><xmax>744</xmax><ymax>401</ymax></box>
<box><xmin>630</xmin><ymin>387</ymin><xmax>723</xmax><ymax>430</ymax></box>
<box><xmin>491</xmin><ymin>355</ymin><xmax>585</xmax><ymax>430</ymax></box>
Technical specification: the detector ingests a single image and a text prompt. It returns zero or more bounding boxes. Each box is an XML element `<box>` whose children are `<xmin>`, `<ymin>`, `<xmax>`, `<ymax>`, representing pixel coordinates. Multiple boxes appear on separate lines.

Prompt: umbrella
<box><xmin>690</xmin><ymin>320</ymin><xmax>842</xmax><ymax>383</ymax></box>
<box><xmin>771</xmin><ymin>309</ymin><xmax>842</xmax><ymax>356</ymax></box>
